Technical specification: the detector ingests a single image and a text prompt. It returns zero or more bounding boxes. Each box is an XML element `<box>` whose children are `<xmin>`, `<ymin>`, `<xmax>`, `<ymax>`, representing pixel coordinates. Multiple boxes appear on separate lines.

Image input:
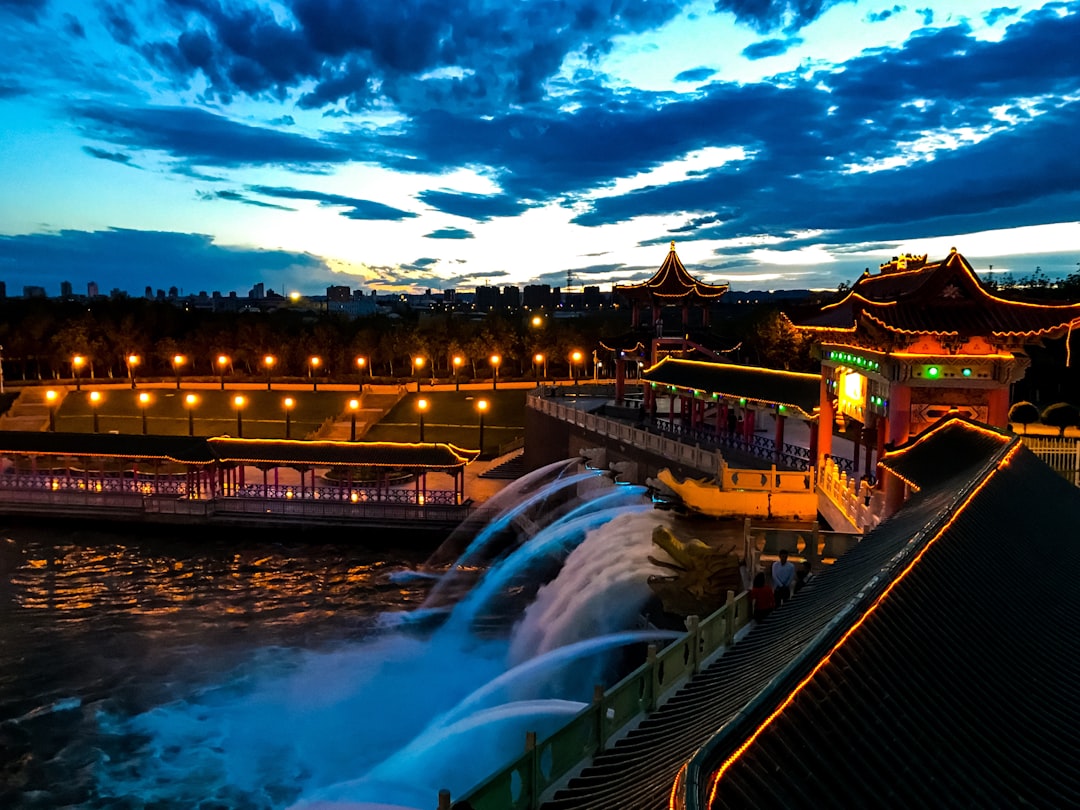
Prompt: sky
<box><xmin>1</xmin><ymin>0</ymin><xmax>1079</xmax><ymax>297</ymax></box>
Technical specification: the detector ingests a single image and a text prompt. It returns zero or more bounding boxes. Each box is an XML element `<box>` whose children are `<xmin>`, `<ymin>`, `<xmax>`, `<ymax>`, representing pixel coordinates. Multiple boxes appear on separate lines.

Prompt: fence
<box><xmin>454</xmin><ymin>591</ymin><xmax>751</xmax><ymax>810</ymax></box>
<box><xmin>1020</xmin><ymin>435</ymin><xmax>1080</xmax><ymax>486</ymax></box>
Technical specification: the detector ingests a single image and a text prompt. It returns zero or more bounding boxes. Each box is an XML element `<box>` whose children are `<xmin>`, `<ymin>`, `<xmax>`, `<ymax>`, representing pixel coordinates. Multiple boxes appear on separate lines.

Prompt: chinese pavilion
<box><xmin>607</xmin><ymin>242</ymin><xmax>730</xmax><ymax>403</ymax></box>
<box><xmin>789</xmin><ymin>247</ymin><xmax>1080</xmax><ymax>511</ymax></box>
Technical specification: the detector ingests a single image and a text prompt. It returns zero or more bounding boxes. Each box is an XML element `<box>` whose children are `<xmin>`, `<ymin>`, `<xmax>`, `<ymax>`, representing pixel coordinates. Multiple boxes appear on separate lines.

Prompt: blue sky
<box><xmin>1</xmin><ymin>0</ymin><xmax>1079</xmax><ymax>296</ymax></box>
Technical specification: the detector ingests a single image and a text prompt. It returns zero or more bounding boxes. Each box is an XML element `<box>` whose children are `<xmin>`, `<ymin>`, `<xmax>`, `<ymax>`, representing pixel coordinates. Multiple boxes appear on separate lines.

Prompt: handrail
<box><xmin>454</xmin><ymin>591</ymin><xmax>751</xmax><ymax>809</ymax></box>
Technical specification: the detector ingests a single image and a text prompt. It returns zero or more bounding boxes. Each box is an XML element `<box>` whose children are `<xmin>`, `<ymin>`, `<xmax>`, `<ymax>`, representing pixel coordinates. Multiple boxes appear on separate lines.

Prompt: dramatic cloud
<box><xmin>424</xmin><ymin>227</ymin><xmax>474</xmax><ymax>239</ymax></box>
<box><xmin>0</xmin><ymin>228</ymin><xmax>335</xmax><ymax>294</ymax></box>
<box><xmin>75</xmin><ymin>104</ymin><xmax>348</xmax><ymax>167</ymax></box>
<box><xmin>416</xmin><ymin>190</ymin><xmax>532</xmax><ymax>221</ymax></box>
<box><xmin>82</xmin><ymin>145</ymin><xmax>135</xmax><ymax>165</ymax></box>
<box><xmin>198</xmin><ymin>190</ymin><xmax>294</xmax><ymax>211</ymax></box>
<box><xmin>866</xmin><ymin>5</ymin><xmax>905</xmax><ymax>23</ymax></box>
<box><xmin>983</xmin><ymin>6</ymin><xmax>1021</xmax><ymax>25</ymax></box>
<box><xmin>246</xmin><ymin>185</ymin><xmax>417</xmax><ymax>220</ymax></box>
<box><xmin>741</xmin><ymin>37</ymin><xmax>802</xmax><ymax>59</ymax></box>
<box><xmin>0</xmin><ymin>0</ymin><xmax>48</xmax><ymax>22</ymax></box>
<box><xmin>674</xmin><ymin>67</ymin><xmax>717</xmax><ymax>82</ymax></box>
<box><xmin>713</xmin><ymin>0</ymin><xmax>850</xmax><ymax>32</ymax></box>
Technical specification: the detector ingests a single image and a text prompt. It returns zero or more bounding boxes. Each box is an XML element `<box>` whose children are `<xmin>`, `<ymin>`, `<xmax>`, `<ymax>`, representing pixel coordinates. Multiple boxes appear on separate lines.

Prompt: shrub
<box><xmin>1008</xmin><ymin>401</ymin><xmax>1040</xmax><ymax>434</ymax></box>
<box><xmin>1040</xmin><ymin>402</ymin><xmax>1080</xmax><ymax>437</ymax></box>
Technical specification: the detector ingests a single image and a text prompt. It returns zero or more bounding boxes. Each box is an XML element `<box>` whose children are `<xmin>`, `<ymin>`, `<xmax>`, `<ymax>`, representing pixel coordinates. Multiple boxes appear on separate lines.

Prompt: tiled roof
<box><xmin>615</xmin><ymin>242</ymin><xmax>729</xmax><ymax>302</ymax></box>
<box><xmin>0</xmin><ymin>432</ymin><xmax>478</xmax><ymax>469</ymax></box>
<box><xmin>689</xmin><ymin>420</ymin><xmax>1080</xmax><ymax>807</ymax></box>
<box><xmin>793</xmin><ymin>249</ymin><xmax>1080</xmax><ymax>339</ymax></box>
<box><xmin>643</xmin><ymin>358</ymin><xmax>820</xmax><ymax>418</ymax></box>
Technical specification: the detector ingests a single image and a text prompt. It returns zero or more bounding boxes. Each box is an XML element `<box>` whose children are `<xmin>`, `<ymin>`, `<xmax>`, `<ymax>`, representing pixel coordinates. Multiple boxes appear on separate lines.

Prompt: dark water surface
<box><xmin>0</xmin><ymin>522</ymin><xmax>435</xmax><ymax>808</ymax></box>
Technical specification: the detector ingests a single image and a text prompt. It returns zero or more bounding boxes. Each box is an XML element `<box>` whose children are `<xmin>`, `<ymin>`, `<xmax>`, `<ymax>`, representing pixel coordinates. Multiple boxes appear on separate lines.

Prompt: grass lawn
<box><xmin>54</xmin><ymin>389</ymin><xmax>344</xmax><ymax>439</ymax></box>
<box><xmin>364</xmin><ymin>390</ymin><xmax>526</xmax><ymax>454</ymax></box>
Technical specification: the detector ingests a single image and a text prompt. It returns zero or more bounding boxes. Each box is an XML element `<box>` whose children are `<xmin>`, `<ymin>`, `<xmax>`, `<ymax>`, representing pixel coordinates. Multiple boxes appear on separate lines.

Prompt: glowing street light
<box><xmin>89</xmin><ymin>390</ymin><xmax>102</xmax><ymax>433</ymax></box>
<box><xmin>127</xmin><ymin>354</ymin><xmax>140</xmax><ymax>389</ymax></box>
<box><xmin>490</xmin><ymin>354</ymin><xmax>501</xmax><ymax>391</ymax></box>
<box><xmin>233</xmin><ymin>394</ymin><xmax>246</xmax><ymax>438</ymax></box>
<box><xmin>534</xmin><ymin>352</ymin><xmax>546</xmax><ymax>382</ymax></box>
<box><xmin>185</xmin><ymin>393</ymin><xmax>198</xmax><ymax>436</ymax></box>
<box><xmin>309</xmin><ymin>355</ymin><xmax>321</xmax><ymax>391</ymax></box>
<box><xmin>283</xmin><ymin>396</ymin><xmax>295</xmax><ymax>439</ymax></box>
<box><xmin>356</xmin><ymin>356</ymin><xmax>368</xmax><ymax>391</ymax></box>
<box><xmin>413</xmin><ymin>356</ymin><xmax>425</xmax><ymax>392</ymax></box>
<box><xmin>138</xmin><ymin>391</ymin><xmax>151</xmax><ymax>435</ymax></box>
<box><xmin>263</xmin><ymin>354</ymin><xmax>276</xmax><ymax>390</ymax></box>
<box><xmin>531</xmin><ymin>314</ymin><xmax>543</xmax><ymax>328</ymax></box>
<box><xmin>348</xmin><ymin>398</ymin><xmax>360</xmax><ymax>441</ymax></box>
<box><xmin>217</xmin><ymin>354</ymin><xmax>229</xmax><ymax>390</ymax></box>
<box><xmin>477</xmin><ymin>398</ymin><xmax>488</xmax><ymax>456</ymax></box>
<box><xmin>72</xmin><ymin>354</ymin><xmax>85</xmax><ymax>391</ymax></box>
<box><xmin>172</xmin><ymin>354</ymin><xmax>186</xmax><ymax>389</ymax></box>
<box><xmin>417</xmin><ymin>397</ymin><xmax>428</xmax><ymax>442</ymax></box>
<box><xmin>571</xmin><ymin>350</ymin><xmax>583</xmax><ymax>382</ymax></box>
<box><xmin>452</xmin><ymin>355</ymin><xmax>463</xmax><ymax>392</ymax></box>
<box><xmin>45</xmin><ymin>389</ymin><xmax>57</xmax><ymax>431</ymax></box>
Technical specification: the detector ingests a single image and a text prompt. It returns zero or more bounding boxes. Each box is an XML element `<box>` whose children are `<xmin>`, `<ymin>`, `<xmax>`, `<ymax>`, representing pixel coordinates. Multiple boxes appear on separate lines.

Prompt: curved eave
<box><xmin>598</xmin><ymin>339</ymin><xmax>647</xmax><ymax>354</ymax></box>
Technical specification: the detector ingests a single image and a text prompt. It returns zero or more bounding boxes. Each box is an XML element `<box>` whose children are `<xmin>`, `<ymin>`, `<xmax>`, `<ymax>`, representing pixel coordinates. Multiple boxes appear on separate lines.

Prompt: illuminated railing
<box><xmin>1019</xmin><ymin>435</ymin><xmax>1080</xmax><ymax>486</ymax></box>
<box><xmin>453</xmin><ymin>591</ymin><xmax>751</xmax><ymax>810</ymax></box>
<box><xmin>816</xmin><ymin>457</ymin><xmax>884</xmax><ymax>533</ymax></box>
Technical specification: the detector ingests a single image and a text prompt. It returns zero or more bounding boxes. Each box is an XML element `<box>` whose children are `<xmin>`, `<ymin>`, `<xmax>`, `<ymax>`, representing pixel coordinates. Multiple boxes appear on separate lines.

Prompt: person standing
<box><xmin>772</xmin><ymin>549</ymin><xmax>796</xmax><ymax>608</ymax></box>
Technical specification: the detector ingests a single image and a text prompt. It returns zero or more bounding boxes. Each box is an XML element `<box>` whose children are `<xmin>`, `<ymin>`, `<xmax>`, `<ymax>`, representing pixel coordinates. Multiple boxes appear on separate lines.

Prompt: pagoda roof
<box><xmin>0</xmin><ymin>432</ymin><xmax>478</xmax><ymax>469</ymax></box>
<box><xmin>790</xmin><ymin>248</ymin><xmax>1080</xmax><ymax>340</ymax></box>
<box><xmin>643</xmin><ymin>357</ymin><xmax>819</xmax><ymax>418</ymax></box>
<box><xmin>687</xmin><ymin>418</ymin><xmax>1080</xmax><ymax>807</ymax></box>
<box><xmin>614</xmin><ymin>242</ymin><xmax>729</xmax><ymax>303</ymax></box>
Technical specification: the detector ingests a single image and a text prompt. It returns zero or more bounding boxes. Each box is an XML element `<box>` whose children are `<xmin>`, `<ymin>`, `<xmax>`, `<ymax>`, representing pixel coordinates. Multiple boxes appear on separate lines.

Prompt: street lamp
<box><xmin>348</xmin><ymin>398</ymin><xmax>360</xmax><ymax>441</ymax></box>
<box><xmin>172</xmin><ymin>354</ymin><xmax>186</xmax><ymax>389</ymax></box>
<box><xmin>356</xmin><ymin>356</ymin><xmax>367</xmax><ymax>391</ymax></box>
<box><xmin>138</xmin><ymin>391</ymin><xmax>151</xmax><ymax>435</ymax></box>
<box><xmin>417</xmin><ymin>397</ymin><xmax>428</xmax><ymax>442</ymax></box>
<box><xmin>452</xmin><ymin>355</ymin><xmax>463</xmax><ymax>391</ymax></box>
<box><xmin>531</xmin><ymin>314</ymin><xmax>543</xmax><ymax>328</ymax></box>
<box><xmin>127</xmin><ymin>354</ymin><xmax>140</xmax><ymax>389</ymax></box>
<box><xmin>413</xmin><ymin>356</ymin><xmax>425</xmax><ymax>392</ymax></box>
<box><xmin>72</xmin><ymin>354</ymin><xmax>85</xmax><ymax>391</ymax></box>
<box><xmin>185</xmin><ymin>393</ymin><xmax>198</xmax><ymax>436</ymax></box>
<box><xmin>490</xmin><ymin>354</ymin><xmax>501</xmax><ymax>391</ymax></box>
<box><xmin>571</xmin><ymin>350</ymin><xmax>583</xmax><ymax>382</ymax></box>
<box><xmin>263</xmin><ymin>354</ymin><xmax>276</xmax><ymax>390</ymax></box>
<box><xmin>89</xmin><ymin>390</ymin><xmax>102</xmax><ymax>433</ymax></box>
<box><xmin>309</xmin><ymin>356</ymin><xmax>321</xmax><ymax>391</ymax></box>
<box><xmin>217</xmin><ymin>354</ymin><xmax>229</xmax><ymax>390</ymax></box>
<box><xmin>233</xmin><ymin>394</ymin><xmax>246</xmax><ymax>438</ymax></box>
<box><xmin>45</xmin><ymin>389</ymin><xmax>57</xmax><ymax>431</ymax></box>
<box><xmin>534</xmin><ymin>352</ymin><xmax>545</xmax><ymax>382</ymax></box>
<box><xmin>283</xmin><ymin>396</ymin><xmax>295</xmax><ymax>439</ymax></box>
<box><xmin>477</xmin><ymin>398</ymin><xmax>488</xmax><ymax>456</ymax></box>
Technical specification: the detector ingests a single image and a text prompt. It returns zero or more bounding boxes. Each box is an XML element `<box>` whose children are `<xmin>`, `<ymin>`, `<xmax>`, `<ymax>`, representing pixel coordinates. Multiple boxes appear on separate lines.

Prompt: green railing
<box><xmin>451</xmin><ymin>591</ymin><xmax>751</xmax><ymax>810</ymax></box>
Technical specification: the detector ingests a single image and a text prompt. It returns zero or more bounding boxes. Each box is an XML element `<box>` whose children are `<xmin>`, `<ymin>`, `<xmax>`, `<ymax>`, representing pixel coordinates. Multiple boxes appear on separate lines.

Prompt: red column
<box><xmin>888</xmin><ymin>383</ymin><xmax>912</xmax><ymax>446</ymax></box>
<box><xmin>817</xmin><ymin>376</ymin><xmax>834</xmax><ymax>467</ymax></box>
<box><xmin>987</xmin><ymin>386</ymin><xmax>1010</xmax><ymax>428</ymax></box>
<box><xmin>883</xmin><ymin>468</ymin><xmax>906</xmax><ymax>518</ymax></box>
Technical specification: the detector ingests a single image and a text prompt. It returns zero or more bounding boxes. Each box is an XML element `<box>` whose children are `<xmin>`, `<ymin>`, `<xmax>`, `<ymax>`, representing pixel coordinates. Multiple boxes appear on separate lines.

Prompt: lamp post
<box><xmin>127</xmin><ymin>354</ymin><xmax>140</xmax><ymax>389</ymax></box>
<box><xmin>417</xmin><ymin>398</ymin><xmax>428</xmax><ymax>442</ymax></box>
<box><xmin>571</xmin><ymin>350</ymin><xmax>583</xmax><ymax>383</ymax></box>
<box><xmin>413</xmin><ymin>356</ymin><xmax>425</xmax><ymax>392</ymax></box>
<box><xmin>233</xmin><ymin>395</ymin><xmax>246</xmax><ymax>438</ymax></box>
<box><xmin>264</xmin><ymin>355</ymin><xmax>276</xmax><ymax>390</ymax></box>
<box><xmin>356</xmin><ymin>356</ymin><xmax>367</xmax><ymax>391</ymax></box>
<box><xmin>534</xmin><ymin>353</ymin><xmax>545</xmax><ymax>382</ymax></box>
<box><xmin>89</xmin><ymin>391</ymin><xmax>101</xmax><ymax>433</ymax></box>
<box><xmin>217</xmin><ymin>354</ymin><xmax>229</xmax><ymax>390</ymax></box>
<box><xmin>283</xmin><ymin>397</ymin><xmax>295</xmax><ymax>439</ymax></box>
<box><xmin>490</xmin><ymin>354</ymin><xmax>501</xmax><ymax>391</ymax></box>
<box><xmin>72</xmin><ymin>354</ymin><xmax>85</xmax><ymax>391</ymax></box>
<box><xmin>348</xmin><ymin>398</ymin><xmax>359</xmax><ymax>441</ymax></box>
<box><xmin>172</xmin><ymin>354</ymin><xmax>186</xmax><ymax>389</ymax></box>
<box><xmin>309</xmin><ymin>356</ymin><xmax>321</xmax><ymax>391</ymax></box>
<box><xmin>45</xmin><ymin>389</ymin><xmax>57</xmax><ymax>431</ymax></box>
<box><xmin>138</xmin><ymin>392</ymin><xmax>151</xmax><ymax>435</ymax></box>
<box><xmin>452</xmin><ymin>355</ymin><xmax>463</xmax><ymax>391</ymax></box>
<box><xmin>477</xmin><ymin>398</ymin><xmax>488</xmax><ymax>456</ymax></box>
<box><xmin>185</xmin><ymin>393</ymin><xmax>198</xmax><ymax>436</ymax></box>
<box><xmin>531</xmin><ymin>314</ymin><xmax>543</xmax><ymax>328</ymax></box>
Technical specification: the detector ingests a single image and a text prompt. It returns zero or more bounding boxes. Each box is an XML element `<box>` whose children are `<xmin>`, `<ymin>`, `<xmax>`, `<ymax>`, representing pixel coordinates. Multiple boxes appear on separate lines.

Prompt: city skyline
<box><xmin>1</xmin><ymin>0</ymin><xmax>1079</xmax><ymax>295</ymax></box>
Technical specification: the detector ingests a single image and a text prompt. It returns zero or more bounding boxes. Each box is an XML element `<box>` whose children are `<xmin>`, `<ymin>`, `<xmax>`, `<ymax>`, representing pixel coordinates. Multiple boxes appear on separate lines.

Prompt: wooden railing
<box><xmin>1019</xmin><ymin>435</ymin><xmax>1080</xmax><ymax>485</ymax></box>
<box><xmin>453</xmin><ymin>592</ymin><xmax>752</xmax><ymax>810</ymax></box>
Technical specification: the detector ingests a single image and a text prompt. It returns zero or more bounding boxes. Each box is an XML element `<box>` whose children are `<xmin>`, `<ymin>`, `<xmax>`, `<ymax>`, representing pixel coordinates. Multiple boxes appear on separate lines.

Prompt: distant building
<box><xmin>501</xmin><ymin>285</ymin><xmax>521</xmax><ymax>310</ymax></box>
<box><xmin>60</xmin><ymin>281</ymin><xmax>73</xmax><ymax>298</ymax></box>
<box><xmin>523</xmin><ymin>284</ymin><xmax>553</xmax><ymax>310</ymax></box>
<box><xmin>328</xmin><ymin>298</ymin><xmax>378</xmax><ymax>319</ymax></box>
<box><xmin>249</xmin><ymin>282</ymin><xmax>265</xmax><ymax>299</ymax></box>
<box><xmin>0</xmin><ymin>281</ymin><xmax>6</xmax><ymax>300</ymax></box>
<box><xmin>88</xmin><ymin>281</ymin><xmax>99</xmax><ymax>298</ymax></box>
<box><xmin>23</xmin><ymin>285</ymin><xmax>46</xmax><ymax>298</ymax></box>
<box><xmin>474</xmin><ymin>285</ymin><xmax>499</xmax><ymax>312</ymax></box>
<box><xmin>583</xmin><ymin>285</ymin><xmax>602</xmax><ymax>310</ymax></box>
<box><xmin>327</xmin><ymin>285</ymin><xmax>351</xmax><ymax>302</ymax></box>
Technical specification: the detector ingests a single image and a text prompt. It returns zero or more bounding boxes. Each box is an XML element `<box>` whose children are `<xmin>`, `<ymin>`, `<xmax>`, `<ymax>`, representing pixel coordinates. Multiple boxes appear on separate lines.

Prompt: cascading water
<box><xmin>91</xmin><ymin>460</ymin><xmax>677</xmax><ymax>809</ymax></box>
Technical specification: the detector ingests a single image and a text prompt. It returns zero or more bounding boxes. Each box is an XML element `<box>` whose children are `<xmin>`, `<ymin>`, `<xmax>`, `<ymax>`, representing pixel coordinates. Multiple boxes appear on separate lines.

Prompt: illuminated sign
<box><xmin>837</xmin><ymin>370</ymin><xmax>867</xmax><ymax>421</ymax></box>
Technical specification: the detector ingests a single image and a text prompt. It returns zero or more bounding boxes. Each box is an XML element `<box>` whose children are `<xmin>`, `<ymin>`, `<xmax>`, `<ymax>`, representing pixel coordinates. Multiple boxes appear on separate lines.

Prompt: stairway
<box><xmin>0</xmin><ymin>388</ymin><xmax>64</xmax><ymax>432</ymax></box>
<box><xmin>479</xmin><ymin>449</ymin><xmax>526</xmax><ymax>479</ymax></box>
<box><xmin>321</xmin><ymin>387</ymin><xmax>406</xmax><ymax>441</ymax></box>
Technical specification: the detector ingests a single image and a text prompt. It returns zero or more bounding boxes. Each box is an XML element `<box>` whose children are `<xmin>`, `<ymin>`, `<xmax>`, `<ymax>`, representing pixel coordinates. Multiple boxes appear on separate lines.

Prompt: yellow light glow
<box><xmin>233</xmin><ymin>395</ymin><xmax>245</xmax><ymax>407</ymax></box>
<box><xmin>89</xmin><ymin>391</ymin><xmax>101</xmax><ymax>403</ymax></box>
<box><xmin>310</xmin><ymin>356</ymin><xmax>321</xmax><ymax>367</ymax></box>
<box><xmin>289</xmin><ymin>291</ymin><xmax>301</xmax><ymax>302</ymax></box>
<box><xmin>413</xmin><ymin>356</ymin><xmax>425</xmax><ymax>368</ymax></box>
<box><xmin>490</xmin><ymin>354</ymin><xmax>501</xmax><ymax>366</ymax></box>
<box><xmin>477</xmin><ymin>399</ymin><xmax>488</xmax><ymax>412</ymax></box>
<box><xmin>72</xmin><ymin>355</ymin><xmax>85</xmax><ymax>368</ymax></box>
<box><xmin>264</xmin><ymin>355</ymin><xmax>276</xmax><ymax>367</ymax></box>
<box><xmin>534</xmin><ymin>353</ymin><xmax>544</xmax><ymax>363</ymax></box>
<box><xmin>138</xmin><ymin>393</ymin><xmax>150</xmax><ymax>404</ymax></box>
<box><xmin>453</xmin><ymin>356</ymin><xmax>463</xmax><ymax>367</ymax></box>
<box><xmin>217</xmin><ymin>355</ymin><xmax>229</xmax><ymax>366</ymax></box>
<box><xmin>348</xmin><ymin>398</ymin><xmax>360</xmax><ymax>410</ymax></box>
<box><xmin>185</xmin><ymin>394</ymin><xmax>198</xmax><ymax>406</ymax></box>
<box><xmin>571</xmin><ymin>350</ymin><xmax>583</xmax><ymax>362</ymax></box>
<box><xmin>173</xmin><ymin>354</ymin><xmax>186</xmax><ymax>366</ymax></box>
<box><xmin>284</xmin><ymin>397</ymin><xmax>295</xmax><ymax>409</ymax></box>
<box><xmin>45</xmin><ymin>390</ymin><xmax>57</xmax><ymax>402</ymax></box>
<box><xmin>418</xmin><ymin>398</ymin><xmax>428</xmax><ymax>412</ymax></box>
<box><xmin>356</xmin><ymin>356</ymin><xmax>366</xmax><ymax>368</ymax></box>
<box><xmin>531</xmin><ymin>315</ymin><xmax>542</xmax><ymax>327</ymax></box>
